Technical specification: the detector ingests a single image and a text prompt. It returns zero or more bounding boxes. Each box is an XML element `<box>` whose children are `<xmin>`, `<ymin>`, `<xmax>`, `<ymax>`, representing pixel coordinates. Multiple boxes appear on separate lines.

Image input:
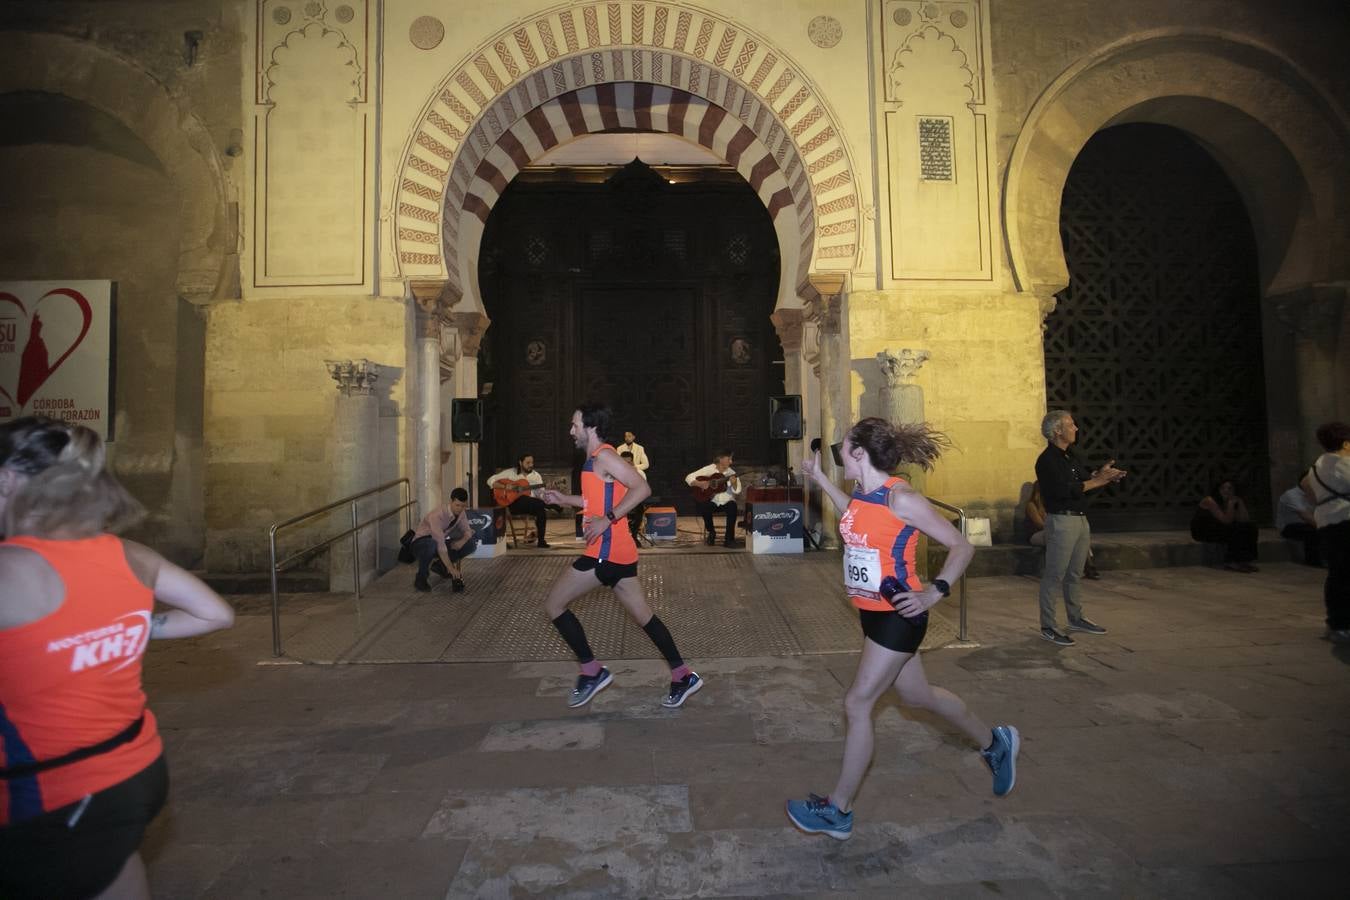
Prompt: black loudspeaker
<box><xmin>769</xmin><ymin>395</ymin><xmax>803</xmax><ymax>439</ymax></box>
<box><xmin>451</xmin><ymin>399</ymin><xmax>483</xmax><ymax>442</ymax></box>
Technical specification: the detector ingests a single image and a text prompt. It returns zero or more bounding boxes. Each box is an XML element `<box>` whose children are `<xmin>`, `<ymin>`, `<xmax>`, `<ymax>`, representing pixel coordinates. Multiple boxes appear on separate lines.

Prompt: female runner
<box><xmin>787</xmin><ymin>417</ymin><xmax>1019</xmax><ymax>841</ymax></box>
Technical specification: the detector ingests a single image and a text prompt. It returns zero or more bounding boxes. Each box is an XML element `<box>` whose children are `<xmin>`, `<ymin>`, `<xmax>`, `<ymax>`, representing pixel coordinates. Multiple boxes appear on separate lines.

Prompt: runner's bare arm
<box><xmin>123</xmin><ymin>540</ymin><xmax>235</xmax><ymax>639</ymax></box>
<box><xmin>802</xmin><ymin>450</ymin><xmax>852</xmax><ymax>514</ymax></box>
<box><xmin>888</xmin><ymin>486</ymin><xmax>973</xmax><ymax>612</ymax></box>
<box><xmin>539</xmin><ymin>489</ymin><xmax>583</xmax><ymax>507</ymax></box>
<box><xmin>596</xmin><ymin>447</ymin><xmax>651</xmax><ymax>518</ymax></box>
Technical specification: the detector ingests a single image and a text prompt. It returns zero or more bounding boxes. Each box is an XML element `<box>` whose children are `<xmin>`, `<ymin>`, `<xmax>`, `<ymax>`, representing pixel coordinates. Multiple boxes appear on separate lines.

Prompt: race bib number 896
<box><xmin>844</xmin><ymin>546</ymin><xmax>882</xmax><ymax>596</ymax></box>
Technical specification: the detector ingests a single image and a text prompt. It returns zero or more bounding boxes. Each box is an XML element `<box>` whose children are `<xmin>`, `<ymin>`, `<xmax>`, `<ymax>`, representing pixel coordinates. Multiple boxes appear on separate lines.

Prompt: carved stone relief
<box><xmin>881</xmin><ymin>1</ymin><xmax>994</xmax><ymax>282</ymax></box>
<box><xmin>253</xmin><ymin>1</ymin><xmax>372</xmax><ymax>287</ymax></box>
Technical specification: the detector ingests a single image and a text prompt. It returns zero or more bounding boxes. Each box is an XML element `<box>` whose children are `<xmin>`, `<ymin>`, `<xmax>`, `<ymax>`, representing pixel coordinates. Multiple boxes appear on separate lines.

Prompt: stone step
<box><xmin>198</xmin><ymin>570</ymin><xmax>331</xmax><ymax>595</ymax></box>
<box><xmin>929</xmin><ymin>529</ymin><xmax>1304</xmax><ymax>578</ymax></box>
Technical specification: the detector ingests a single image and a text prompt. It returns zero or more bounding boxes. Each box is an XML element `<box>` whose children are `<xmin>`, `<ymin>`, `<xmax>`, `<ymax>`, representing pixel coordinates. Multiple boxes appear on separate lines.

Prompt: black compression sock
<box><xmin>641</xmin><ymin>615</ymin><xmax>684</xmax><ymax>668</ymax></box>
<box><xmin>551</xmin><ymin>610</ymin><xmax>595</xmax><ymax>663</ymax></box>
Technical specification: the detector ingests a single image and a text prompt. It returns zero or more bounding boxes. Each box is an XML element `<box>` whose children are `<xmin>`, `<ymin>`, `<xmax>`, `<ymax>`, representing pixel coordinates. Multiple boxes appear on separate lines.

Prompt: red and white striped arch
<box><xmin>394</xmin><ymin>3</ymin><xmax>860</xmax><ymax>311</ymax></box>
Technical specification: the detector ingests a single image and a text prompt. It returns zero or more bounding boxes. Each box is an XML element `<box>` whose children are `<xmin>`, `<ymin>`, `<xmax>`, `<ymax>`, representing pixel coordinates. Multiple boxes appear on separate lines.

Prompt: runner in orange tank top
<box><xmin>786</xmin><ymin>418</ymin><xmax>1020</xmax><ymax>842</ymax></box>
<box><xmin>538</xmin><ymin>403</ymin><xmax>704</xmax><ymax>710</ymax></box>
<box><xmin>0</xmin><ymin>418</ymin><xmax>235</xmax><ymax>900</ymax></box>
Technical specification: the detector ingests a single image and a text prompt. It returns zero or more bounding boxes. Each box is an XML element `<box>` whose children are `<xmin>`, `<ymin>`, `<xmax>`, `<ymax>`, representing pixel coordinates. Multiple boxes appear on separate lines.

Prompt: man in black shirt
<box><xmin>1034</xmin><ymin>410</ymin><xmax>1127</xmax><ymax>645</ymax></box>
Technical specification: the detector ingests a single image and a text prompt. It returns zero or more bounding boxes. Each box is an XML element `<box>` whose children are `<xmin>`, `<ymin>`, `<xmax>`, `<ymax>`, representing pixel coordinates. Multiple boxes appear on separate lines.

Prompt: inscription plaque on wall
<box><xmin>918</xmin><ymin>116</ymin><xmax>954</xmax><ymax>181</ymax></box>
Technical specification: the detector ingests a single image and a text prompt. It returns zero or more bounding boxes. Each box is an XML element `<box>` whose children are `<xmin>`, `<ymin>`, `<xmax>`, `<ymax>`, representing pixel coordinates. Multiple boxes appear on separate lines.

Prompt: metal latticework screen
<box><xmin>1047</xmin><ymin>124</ymin><xmax>1269</xmax><ymax>530</ymax></box>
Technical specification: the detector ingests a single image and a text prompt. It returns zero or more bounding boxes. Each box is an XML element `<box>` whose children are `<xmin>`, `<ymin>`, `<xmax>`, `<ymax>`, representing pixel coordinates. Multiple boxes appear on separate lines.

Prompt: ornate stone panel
<box><xmin>880</xmin><ymin>0</ymin><xmax>995</xmax><ymax>282</ymax></box>
<box><xmin>253</xmin><ymin>1</ymin><xmax>373</xmax><ymax>287</ymax></box>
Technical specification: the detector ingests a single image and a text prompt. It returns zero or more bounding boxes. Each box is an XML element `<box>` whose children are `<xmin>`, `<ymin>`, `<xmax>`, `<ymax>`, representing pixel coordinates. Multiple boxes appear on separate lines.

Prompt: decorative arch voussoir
<box><xmin>394</xmin><ymin>1</ymin><xmax>862</xmax><ymax>299</ymax></box>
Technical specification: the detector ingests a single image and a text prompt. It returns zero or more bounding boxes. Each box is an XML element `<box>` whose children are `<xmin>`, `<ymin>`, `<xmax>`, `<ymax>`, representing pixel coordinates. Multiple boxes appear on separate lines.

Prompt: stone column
<box><xmin>1274</xmin><ymin>286</ymin><xmax>1347</xmax><ymax>461</ymax></box>
<box><xmin>770</xmin><ymin>307</ymin><xmax>806</xmax><ymax>478</ymax></box>
<box><xmin>449</xmin><ymin>309</ymin><xmax>490</xmax><ymax>506</ymax></box>
<box><xmin>325</xmin><ymin>359</ymin><xmax>379</xmax><ymax>591</ymax></box>
<box><xmin>807</xmin><ymin>275</ymin><xmax>846</xmax><ymax>547</ymax></box>
<box><xmin>409</xmin><ymin>281</ymin><xmax>448</xmax><ymax>519</ymax></box>
<box><xmin>877</xmin><ymin>348</ymin><xmax>931</xmax><ymax>491</ymax></box>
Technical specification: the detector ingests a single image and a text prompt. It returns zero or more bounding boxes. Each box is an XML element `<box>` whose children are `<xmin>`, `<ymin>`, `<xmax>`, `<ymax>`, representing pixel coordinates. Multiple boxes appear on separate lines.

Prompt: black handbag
<box><xmin>397</xmin><ymin>529</ymin><xmax>416</xmax><ymax>564</ymax></box>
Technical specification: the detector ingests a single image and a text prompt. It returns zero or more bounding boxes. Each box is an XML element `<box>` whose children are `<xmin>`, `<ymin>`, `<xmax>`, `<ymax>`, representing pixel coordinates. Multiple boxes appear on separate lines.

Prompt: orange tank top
<box><xmin>838</xmin><ymin>477</ymin><xmax>923</xmax><ymax>611</ymax></box>
<box><xmin>581</xmin><ymin>444</ymin><xmax>638</xmax><ymax>565</ymax></box>
<box><xmin>0</xmin><ymin>535</ymin><xmax>163</xmax><ymax>825</ymax></box>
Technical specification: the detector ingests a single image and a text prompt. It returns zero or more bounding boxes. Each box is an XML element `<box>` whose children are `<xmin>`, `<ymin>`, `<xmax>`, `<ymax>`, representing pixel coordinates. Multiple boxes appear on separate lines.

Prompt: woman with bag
<box><xmin>0</xmin><ymin>417</ymin><xmax>235</xmax><ymax>899</ymax></box>
<box><xmin>1302</xmin><ymin>422</ymin><xmax>1350</xmax><ymax>643</ymax></box>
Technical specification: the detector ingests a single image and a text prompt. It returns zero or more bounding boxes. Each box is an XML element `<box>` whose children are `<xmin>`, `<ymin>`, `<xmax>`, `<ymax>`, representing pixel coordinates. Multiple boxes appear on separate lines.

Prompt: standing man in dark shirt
<box><xmin>1034</xmin><ymin>410</ymin><xmax>1127</xmax><ymax>645</ymax></box>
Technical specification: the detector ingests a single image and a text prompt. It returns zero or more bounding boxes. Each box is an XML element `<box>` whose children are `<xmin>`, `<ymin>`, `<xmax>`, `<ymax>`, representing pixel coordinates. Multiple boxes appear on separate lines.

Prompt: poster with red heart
<box><xmin>0</xmin><ymin>280</ymin><xmax>116</xmax><ymax>440</ymax></box>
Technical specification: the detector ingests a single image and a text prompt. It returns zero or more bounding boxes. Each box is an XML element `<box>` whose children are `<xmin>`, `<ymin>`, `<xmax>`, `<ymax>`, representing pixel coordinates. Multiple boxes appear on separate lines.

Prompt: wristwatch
<box><xmin>931</xmin><ymin>578</ymin><xmax>951</xmax><ymax>598</ymax></box>
<box><xmin>605</xmin><ymin>510</ymin><xmax>619</xmax><ymax>523</ymax></box>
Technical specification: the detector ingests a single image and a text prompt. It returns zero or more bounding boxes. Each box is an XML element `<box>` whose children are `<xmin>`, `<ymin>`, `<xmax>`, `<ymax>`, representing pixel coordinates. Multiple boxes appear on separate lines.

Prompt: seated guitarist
<box><xmin>487</xmin><ymin>455</ymin><xmax>551</xmax><ymax>548</ymax></box>
<box><xmin>685</xmin><ymin>451</ymin><xmax>744</xmax><ymax>547</ymax></box>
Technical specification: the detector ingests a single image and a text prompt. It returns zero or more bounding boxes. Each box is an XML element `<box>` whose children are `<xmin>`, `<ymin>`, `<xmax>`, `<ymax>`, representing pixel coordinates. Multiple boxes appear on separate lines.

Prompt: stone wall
<box><xmin>846</xmin><ymin>288</ymin><xmax>1047</xmax><ymax>536</ymax></box>
<box><xmin>202</xmin><ymin>295</ymin><xmax>406</xmax><ymax>572</ymax></box>
<box><xmin>0</xmin><ymin>5</ymin><xmax>240</xmax><ymax>564</ymax></box>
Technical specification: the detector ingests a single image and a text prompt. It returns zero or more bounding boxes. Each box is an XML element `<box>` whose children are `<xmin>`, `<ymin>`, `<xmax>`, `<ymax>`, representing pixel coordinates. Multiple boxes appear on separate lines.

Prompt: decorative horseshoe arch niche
<box><xmin>392</xmin><ymin>1</ymin><xmax>863</xmax><ymax>314</ymax></box>
<box><xmin>1003</xmin><ymin>29</ymin><xmax>1350</xmax><ymax>301</ymax></box>
<box><xmin>0</xmin><ymin>31</ymin><xmax>230</xmax><ymax>301</ymax></box>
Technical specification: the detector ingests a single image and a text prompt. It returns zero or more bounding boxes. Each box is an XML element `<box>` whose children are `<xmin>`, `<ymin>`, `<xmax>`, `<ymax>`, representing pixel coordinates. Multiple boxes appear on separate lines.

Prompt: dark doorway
<box><xmin>1049</xmin><ymin>123</ymin><xmax>1269</xmax><ymax>530</ymax></box>
<box><xmin>477</xmin><ymin>159</ymin><xmax>783</xmax><ymax>512</ymax></box>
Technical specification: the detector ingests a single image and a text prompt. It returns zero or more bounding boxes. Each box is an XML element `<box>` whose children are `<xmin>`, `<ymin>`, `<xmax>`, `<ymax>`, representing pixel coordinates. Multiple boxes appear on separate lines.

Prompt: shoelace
<box><xmin>806</xmin><ymin>793</ymin><xmax>834</xmax><ymax>813</ymax></box>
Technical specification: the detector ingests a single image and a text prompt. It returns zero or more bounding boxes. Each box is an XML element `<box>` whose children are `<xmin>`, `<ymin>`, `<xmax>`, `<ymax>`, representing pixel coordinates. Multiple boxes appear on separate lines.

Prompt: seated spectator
<box><xmin>620</xmin><ymin>450</ymin><xmax>649</xmax><ymax>541</ymax></box>
<box><xmin>1191</xmin><ymin>478</ymin><xmax>1259</xmax><ymax>572</ymax></box>
<box><xmin>1276</xmin><ymin>483</ymin><xmax>1321</xmax><ymax>566</ymax></box>
<box><xmin>1025</xmin><ymin>481</ymin><xmax>1100</xmax><ymax>578</ymax></box>
<box><xmin>1301</xmin><ymin>421</ymin><xmax>1350</xmax><ymax>644</ymax></box>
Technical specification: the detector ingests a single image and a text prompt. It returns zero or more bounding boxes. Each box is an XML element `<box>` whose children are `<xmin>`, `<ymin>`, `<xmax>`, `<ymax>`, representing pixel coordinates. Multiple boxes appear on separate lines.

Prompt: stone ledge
<box><xmin>931</xmin><ymin>529</ymin><xmax>1304</xmax><ymax>578</ymax></box>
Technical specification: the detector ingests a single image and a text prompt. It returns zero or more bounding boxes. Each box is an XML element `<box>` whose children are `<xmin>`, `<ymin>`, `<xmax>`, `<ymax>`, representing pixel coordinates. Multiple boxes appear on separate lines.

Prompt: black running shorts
<box><xmin>572</xmin><ymin>556</ymin><xmax>638</xmax><ymax>587</ymax></box>
<box><xmin>0</xmin><ymin>754</ymin><xmax>169</xmax><ymax>900</ymax></box>
<box><xmin>859</xmin><ymin>608</ymin><xmax>928</xmax><ymax>653</ymax></box>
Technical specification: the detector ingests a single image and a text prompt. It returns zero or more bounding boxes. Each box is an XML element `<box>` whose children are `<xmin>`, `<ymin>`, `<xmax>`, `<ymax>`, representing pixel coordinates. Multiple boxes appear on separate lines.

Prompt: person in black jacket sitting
<box><xmin>1191</xmin><ymin>478</ymin><xmax>1259</xmax><ymax>573</ymax></box>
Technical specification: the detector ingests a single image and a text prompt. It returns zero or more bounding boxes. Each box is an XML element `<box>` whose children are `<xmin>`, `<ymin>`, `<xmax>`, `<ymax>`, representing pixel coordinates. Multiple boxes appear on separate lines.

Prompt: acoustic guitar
<box><xmin>493</xmin><ymin>478</ymin><xmax>541</xmax><ymax>508</ymax></box>
<box><xmin>690</xmin><ymin>472</ymin><xmax>733</xmax><ymax>503</ymax></box>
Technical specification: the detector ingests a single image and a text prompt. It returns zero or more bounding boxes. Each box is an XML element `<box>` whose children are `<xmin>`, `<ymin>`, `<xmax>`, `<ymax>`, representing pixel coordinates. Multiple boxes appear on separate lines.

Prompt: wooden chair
<box><xmin>499</xmin><ymin>503</ymin><xmax>536</xmax><ymax>548</ymax></box>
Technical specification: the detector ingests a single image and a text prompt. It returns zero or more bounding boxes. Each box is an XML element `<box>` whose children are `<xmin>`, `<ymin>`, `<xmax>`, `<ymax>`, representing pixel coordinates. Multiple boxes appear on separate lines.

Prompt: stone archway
<box><xmin>1003</xmin><ymin>29</ymin><xmax>1350</xmax><ymax>487</ymax></box>
<box><xmin>392</xmin><ymin>1</ymin><xmax>862</xmax><ymax>313</ymax></box>
<box><xmin>0</xmin><ymin>31</ymin><xmax>231</xmax><ymax>301</ymax></box>
<box><xmin>1003</xmin><ymin>29</ymin><xmax>1350</xmax><ymax>301</ymax></box>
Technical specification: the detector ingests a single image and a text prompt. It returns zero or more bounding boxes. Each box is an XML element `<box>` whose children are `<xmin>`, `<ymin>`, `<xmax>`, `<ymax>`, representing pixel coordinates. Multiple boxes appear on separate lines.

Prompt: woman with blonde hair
<box><xmin>787</xmin><ymin>417</ymin><xmax>1019</xmax><ymax>841</ymax></box>
<box><xmin>0</xmin><ymin>417</ymin><xmax>235</xmax><ymax>900</ymax></box>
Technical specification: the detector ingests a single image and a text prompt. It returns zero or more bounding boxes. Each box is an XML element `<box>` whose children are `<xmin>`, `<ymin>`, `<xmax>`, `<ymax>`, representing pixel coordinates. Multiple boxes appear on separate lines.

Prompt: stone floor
<box><xmin>140</xmin><ymin>552</ymin><xmax>1349</xmax><ymax>898</ymax></box>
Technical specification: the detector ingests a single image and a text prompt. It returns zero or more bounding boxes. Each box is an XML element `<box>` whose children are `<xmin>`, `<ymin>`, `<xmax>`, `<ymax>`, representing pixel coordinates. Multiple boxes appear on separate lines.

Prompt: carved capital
<box><xmin>1037</xmin><ymin>293</ymin><xmax>1058</xmax><ymax>326</ymax></box>
<box><xmin>409</xmin><ymin>278</ymin><xmax>453</xmax><ymax>314</ymax></box>
<box><xmin>807</xmin><ymin>271</ymin><xmax>847</xmax><ymax>300</ymax></box>
<box><xmin>770</xmin><ymin>307</ymin><xmax>805</xmax><ymax>352</ymax></box>
<box><xmin>439</xmin><ymin>325</ymin><xmax>460</xmax><ymax>384</ymax></box>
<box><xmin>325</xmin><ymin>359</ymin><xmax>379</xmax><ymax>396</ymax></box>
<box><xmin>877</xmin><ymin>348</ymin><xmax>931</xmax><ymax>386</ymax></box>
<box><xmin>1270</xmin><ymin>284</ymin><xmax>1347</xmax><ymax>340</ymax></box>
<box><xmin>450</xmin><ymin>309</ymin><xmax>491</xmax><ymax>358</ymax></box>
<box><xmin>415</xmin><ymin>305</ymin><xmax>440</xmax><ymax>340</ymax></box>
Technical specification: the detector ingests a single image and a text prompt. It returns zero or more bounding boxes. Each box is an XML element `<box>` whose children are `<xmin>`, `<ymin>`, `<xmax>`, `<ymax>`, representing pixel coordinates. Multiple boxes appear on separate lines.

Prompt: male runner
<box><xmin>538</xmin><ymin>403</ymin><xmax>704</xmax><ymax>709</ymax></box>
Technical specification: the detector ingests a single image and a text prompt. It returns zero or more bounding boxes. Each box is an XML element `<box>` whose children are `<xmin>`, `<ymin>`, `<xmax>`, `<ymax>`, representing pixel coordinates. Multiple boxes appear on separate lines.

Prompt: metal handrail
<box><xmin>267</xmin><ymin>478</ymin><xmax>416</xmax><ymax>657</ymax></box>
<box><xmin>928</xmin><ymin>497</ymin><xmax>970</xmax><ymax>643</ymax></box>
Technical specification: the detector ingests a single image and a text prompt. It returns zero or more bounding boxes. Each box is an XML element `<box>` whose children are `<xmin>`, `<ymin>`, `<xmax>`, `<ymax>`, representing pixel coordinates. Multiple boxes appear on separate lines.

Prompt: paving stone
<box><xmin>207</xmin><ymin>839</ymin><xmax>465</xmax><ymax>899</ymax></box>
<box><xmin>136</xmin><ymin>560</ymin><xmax>1350</xmax><ymax>897</ymax></box>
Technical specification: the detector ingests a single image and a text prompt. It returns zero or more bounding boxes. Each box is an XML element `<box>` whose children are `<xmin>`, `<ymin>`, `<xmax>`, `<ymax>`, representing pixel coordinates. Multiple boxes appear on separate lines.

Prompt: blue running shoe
<box><xmin>567</xmin><ymin>667</ymin><xmax>613</xmax><ymax>708</ymax></box>
<box><xmin>661</xmin><ymin>671</ymin><xmax>704</xmax><ymax>709</ymax></box>
<box><xmin>982</xmin><ymin>724</ymin><xmax>1020</xmax><ymax>797</ymax></box>
<box><xmin>786</xmin><ymin>793</ymin><xmax>853</xmax><ymax>841</ymax></box>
